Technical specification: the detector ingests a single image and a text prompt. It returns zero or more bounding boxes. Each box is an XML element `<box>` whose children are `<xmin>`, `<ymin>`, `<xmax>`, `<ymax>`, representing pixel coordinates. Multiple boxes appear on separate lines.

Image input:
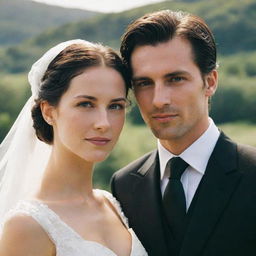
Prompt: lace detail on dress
<box><xmin>4</xmin><ymin>200</ymin><xmax>86</xmax><ymax>255</ymax></box>
<box><xmin>3</xmin><ymin>190</ymin><xmax>148</xmax><ymax>256</ymax></box>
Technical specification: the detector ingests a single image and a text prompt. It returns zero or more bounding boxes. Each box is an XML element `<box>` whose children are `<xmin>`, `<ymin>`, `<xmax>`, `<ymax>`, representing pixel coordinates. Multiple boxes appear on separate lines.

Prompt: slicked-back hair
<box><xmin>120</xmin><ymin>10</ymin><xmax>217</xmax><ymax>78</ymax></box>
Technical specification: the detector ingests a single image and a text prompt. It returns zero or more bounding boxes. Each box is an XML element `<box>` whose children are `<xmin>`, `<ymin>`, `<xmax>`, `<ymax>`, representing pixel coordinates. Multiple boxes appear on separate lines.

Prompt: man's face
<box><xmin>131</xmin><ymin>36</ymin><xmax>217</xmax><ymax>153</ymax></box>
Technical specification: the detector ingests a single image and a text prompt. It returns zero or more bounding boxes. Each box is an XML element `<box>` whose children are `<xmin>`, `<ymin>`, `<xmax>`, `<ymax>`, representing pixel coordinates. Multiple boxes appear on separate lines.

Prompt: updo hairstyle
<box><xmin>31</xmin><ymin>43</ymin><xmax>131</xmax><ymax>144</ymax></box>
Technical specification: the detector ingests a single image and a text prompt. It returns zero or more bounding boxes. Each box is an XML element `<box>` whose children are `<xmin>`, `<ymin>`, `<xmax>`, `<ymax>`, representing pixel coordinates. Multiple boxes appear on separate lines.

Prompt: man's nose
<box><xmin>152</xmin><ymin>83</ymin><xmax>170</xmax><ymax>109</ymax></box>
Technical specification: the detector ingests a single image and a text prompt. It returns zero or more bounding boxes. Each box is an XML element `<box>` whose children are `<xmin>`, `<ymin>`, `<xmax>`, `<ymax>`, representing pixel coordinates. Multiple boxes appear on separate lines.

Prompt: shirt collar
<box><xmin>158</xmin><ymin>118</ymin><xmax>220</xmax><ymax>180</ymax></box>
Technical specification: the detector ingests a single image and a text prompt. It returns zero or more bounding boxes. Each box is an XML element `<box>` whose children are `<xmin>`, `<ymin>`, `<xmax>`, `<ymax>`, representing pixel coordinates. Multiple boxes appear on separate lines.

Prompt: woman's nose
<box><xmin>93</xmin><ymin>109</ymin><xmax>110</xmax><ymax>132</ymax></box>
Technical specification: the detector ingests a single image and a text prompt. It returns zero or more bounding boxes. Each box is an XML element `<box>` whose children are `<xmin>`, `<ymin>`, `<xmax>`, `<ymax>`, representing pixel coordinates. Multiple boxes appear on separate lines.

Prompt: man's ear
<box><xmin>205</xmin><ymin>69</ymin><xmax>218</xmax><ymax>97</ymax></box>
<box><xmin>40</xmin><ymin>101</ymin><xmax>55</xmax><ymax>126</ymax></box>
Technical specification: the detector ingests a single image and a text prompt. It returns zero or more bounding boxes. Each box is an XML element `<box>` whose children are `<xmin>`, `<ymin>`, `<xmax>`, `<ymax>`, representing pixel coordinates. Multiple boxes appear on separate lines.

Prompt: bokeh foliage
<box><xmin>0</xmin><ymin>0</ymin><xmax>256</xmax><ymax>189</ymax></box>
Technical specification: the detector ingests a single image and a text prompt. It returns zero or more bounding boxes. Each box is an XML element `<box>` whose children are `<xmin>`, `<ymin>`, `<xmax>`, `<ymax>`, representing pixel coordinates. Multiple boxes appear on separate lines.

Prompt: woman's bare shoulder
<box><xmin>0</xmin><ymin>214</ymin><xmax>55</xmax><ymax>256</ymax></box>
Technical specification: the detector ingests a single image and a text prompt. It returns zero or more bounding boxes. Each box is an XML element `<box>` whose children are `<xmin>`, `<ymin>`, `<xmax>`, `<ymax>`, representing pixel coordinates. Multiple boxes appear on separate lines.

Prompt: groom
<box><xmin>111</xmin><ymin>10</ymin><xmax>256</xmax><ymax>256</ymax></box>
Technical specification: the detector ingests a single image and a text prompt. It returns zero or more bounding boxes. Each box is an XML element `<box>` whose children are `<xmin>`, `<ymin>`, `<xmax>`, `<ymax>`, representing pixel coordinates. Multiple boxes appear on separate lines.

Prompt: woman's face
<box><xmin>50</xmin><ymin>66</ymin><xmax>127</xmax><ymax>163</ymax></box>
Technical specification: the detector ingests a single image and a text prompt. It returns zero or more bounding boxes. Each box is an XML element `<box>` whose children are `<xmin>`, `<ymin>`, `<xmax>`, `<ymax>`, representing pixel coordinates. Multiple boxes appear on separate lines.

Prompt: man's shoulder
<box><xmin>113</xmin><ymin>149</ymin><xmax>157</xmax><ymax>178</ymax></box>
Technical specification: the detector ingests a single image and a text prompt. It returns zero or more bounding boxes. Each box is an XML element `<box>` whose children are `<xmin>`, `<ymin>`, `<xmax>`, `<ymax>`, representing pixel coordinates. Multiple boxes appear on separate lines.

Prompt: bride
<box><xmin>0</xmin><ymin>39</ymin><xmax>148</xmax><ymax>256</ymax></box>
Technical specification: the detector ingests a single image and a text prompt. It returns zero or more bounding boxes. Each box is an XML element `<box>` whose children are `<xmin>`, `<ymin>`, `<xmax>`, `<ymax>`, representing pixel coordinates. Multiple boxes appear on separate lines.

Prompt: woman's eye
<box><xmin>109</xmin><ymin>103</ymin><xmax>125</xmax><ymax>110</ymax></box>
<box><xmin>77</xmin><ymin>101</ymin><xmax>93</xmax><ymax>108</ymax></box>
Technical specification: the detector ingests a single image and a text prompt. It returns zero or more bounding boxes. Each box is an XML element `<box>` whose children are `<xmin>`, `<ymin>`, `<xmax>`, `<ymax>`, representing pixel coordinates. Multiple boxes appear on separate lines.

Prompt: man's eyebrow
<box><xmin>164</xmin><ymin>71</ymin><xmax>190</xmax><ymax>78</ymax></box>
<box><xmin>132</xmin><ymin>77</ymin><xmax>150</xmax><ymax>82</ymax></box>
<box><xmin>132</xmin><ymin>71</ymin><xmax>190</xmax><ymax>82</ymax></box>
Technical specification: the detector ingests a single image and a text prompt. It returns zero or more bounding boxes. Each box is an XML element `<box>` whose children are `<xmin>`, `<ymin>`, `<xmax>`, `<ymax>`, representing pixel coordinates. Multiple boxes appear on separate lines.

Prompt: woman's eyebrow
<box><xmin>111</xmin><ymin>97</ymin><xmax>127</xmax><ymax>103</ymax></box>
<box><xmin>74</xmin><ymin>95</ymin><xmax>97</xmax><ymax>101</ymax></box>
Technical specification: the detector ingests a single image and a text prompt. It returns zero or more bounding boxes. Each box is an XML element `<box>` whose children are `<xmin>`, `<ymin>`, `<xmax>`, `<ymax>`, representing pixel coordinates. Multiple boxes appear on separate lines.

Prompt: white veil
<box><xmin>0</xmin><ymin>39</ymin><xmax>94</xmax><ymax>222</ymax></box>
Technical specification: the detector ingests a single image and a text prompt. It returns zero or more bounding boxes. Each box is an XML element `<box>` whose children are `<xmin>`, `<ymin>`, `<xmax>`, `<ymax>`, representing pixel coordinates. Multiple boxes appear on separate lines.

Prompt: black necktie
<box><xmin>163</xmin><ymin>157</ymin><xmax>188</xmax><ymax>238</ymax></box>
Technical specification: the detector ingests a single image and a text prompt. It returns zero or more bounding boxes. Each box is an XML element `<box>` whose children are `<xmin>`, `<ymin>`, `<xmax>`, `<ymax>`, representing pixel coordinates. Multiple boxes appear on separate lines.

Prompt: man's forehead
<box><xmin>130</xmin><ymin>37</ymin><xmax>194</xmax><ymax>77</ymax></box>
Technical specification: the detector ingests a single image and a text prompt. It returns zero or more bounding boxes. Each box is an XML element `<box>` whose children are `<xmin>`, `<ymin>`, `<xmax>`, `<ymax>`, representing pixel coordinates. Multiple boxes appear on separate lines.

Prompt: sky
<box><xmin>32</xmin><ymin>0</ymin><xmax>165</xmax><ymax>13</ymax></box>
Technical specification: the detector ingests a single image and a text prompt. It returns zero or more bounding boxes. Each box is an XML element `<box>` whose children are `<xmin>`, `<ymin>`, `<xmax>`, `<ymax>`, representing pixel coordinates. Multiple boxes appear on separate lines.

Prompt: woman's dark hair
<box><xmin>120</xmin><ymin>10</ymin><xmax>217</xmax><ymax>78</ymax></box>
<box><xmin>31</xmin><ymin>43</ymin><xmax>131</xmax><ymax>144</ymax></box>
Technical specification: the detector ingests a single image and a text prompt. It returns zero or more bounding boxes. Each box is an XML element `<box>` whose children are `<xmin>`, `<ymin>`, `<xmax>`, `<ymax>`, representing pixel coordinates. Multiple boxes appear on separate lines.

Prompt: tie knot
<box><xmin>167</xmin><ymin>157</ymin><xmax>188</xmax><ymax>179</ymax></box>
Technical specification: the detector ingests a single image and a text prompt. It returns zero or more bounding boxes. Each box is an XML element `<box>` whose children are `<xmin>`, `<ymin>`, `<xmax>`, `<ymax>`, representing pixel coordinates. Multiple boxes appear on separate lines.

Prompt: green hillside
<box><xmin>0</xmin><ymin>0</ymin><xmax>99</xmax><ymax>46</ymax></box>
<box><xmin>0</xmin><ymin>0</ymin><xmax>256</xmax><ymax>142</ymax></box>
<box><xmin>1</xmin><ymin>0</ymin><xmax>255</xmax><ymax>74</ymax></box>
<box><xmin>94</xmin><ymin>121</ymin><xmax>256</xmax><ymax>189</ymax></box>
<box><xmin>0</xmin><ymin>0</ymin><xmax>255</xmax><ymax>188</ymax></box>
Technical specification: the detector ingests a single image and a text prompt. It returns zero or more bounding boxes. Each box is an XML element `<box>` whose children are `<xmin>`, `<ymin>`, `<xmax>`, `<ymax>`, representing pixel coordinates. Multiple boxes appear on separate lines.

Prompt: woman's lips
<box><xmin>85</xmin><ymin>137</ymin><xmax>111</xmax><ymax>146</ymax></box>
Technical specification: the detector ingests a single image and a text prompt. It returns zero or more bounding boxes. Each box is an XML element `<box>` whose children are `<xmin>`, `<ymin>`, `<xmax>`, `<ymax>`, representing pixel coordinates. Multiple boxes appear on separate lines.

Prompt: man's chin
<box><xmin>150</xmin><ymin>127</ymin><xmax>178</xmax><ymax>140</ymax></box>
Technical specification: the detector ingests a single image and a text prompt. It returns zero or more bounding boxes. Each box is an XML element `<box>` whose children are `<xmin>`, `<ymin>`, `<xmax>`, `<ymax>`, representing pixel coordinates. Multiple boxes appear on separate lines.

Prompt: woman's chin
<box><xmin>82</xmin><ymin>152</ymin><xmax>110</xmax><ymax>163</ymax></box>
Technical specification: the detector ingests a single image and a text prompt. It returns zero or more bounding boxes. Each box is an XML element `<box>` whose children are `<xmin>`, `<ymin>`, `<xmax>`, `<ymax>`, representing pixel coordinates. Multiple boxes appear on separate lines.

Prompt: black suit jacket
<box><xmin>111</xmin><ymin>133</ymin><xmax>256</xmax><ymax>256</ymax></box>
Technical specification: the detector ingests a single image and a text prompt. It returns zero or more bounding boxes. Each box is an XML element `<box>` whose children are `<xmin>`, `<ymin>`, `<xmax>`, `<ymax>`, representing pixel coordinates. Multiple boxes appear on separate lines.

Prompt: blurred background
<box><xmin>0</xmin><ymin>0</ymin><xmax>256</xmax><ymax>189</ymax></box>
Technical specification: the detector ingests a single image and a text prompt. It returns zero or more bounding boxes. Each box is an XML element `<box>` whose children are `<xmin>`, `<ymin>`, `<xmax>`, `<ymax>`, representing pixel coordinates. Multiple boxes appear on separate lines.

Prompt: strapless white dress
<box><xmin>4</xmin><ymin>190</ymin><xmax>148</xmax><ymax>256</ymax></box>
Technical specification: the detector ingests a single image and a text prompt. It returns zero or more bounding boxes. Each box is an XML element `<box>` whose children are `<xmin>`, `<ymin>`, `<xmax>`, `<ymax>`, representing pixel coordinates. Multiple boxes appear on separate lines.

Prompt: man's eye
<box><xmin>77</xmin><ymin>101</ymin><xmax>93</xmax><ymax>108</ymax></box>
<box><xmin>169</xmin><ymin>77</ymin><xmax>184</xmax><ymax>83</ymax></box>
<box><xmin>109</xmin><ymin>103</ymin><xmax>125</xmax><ymax>110</ymax></box>
<box><xmin>133</xmin><ymin>80</ymin><xmax>151</xmax><ymax>87</ymax></box>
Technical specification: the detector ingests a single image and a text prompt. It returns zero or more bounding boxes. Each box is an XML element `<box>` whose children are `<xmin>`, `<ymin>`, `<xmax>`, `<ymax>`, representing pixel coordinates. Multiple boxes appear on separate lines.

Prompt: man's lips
<box><xmin>151</xmin><ymin>113</ymin><xmax>178</xmax><ymax>122</ymax></box>
<box><xmin>85</xmin><ymin>137</ymin><xmax>111</xmax><ymax>145</ymax></box>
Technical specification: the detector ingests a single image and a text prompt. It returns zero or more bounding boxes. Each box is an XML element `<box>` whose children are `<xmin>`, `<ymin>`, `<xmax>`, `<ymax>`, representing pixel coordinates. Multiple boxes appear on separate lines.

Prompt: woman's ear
<box><xmin>205</xmin><ymin>69</ymin><xmax>218</xmax><ymax>97</ymax></box>
<box><xmin>40</xmin><ymin>101</ymin><xmax>55</xmax><ymax>126</ymax></box>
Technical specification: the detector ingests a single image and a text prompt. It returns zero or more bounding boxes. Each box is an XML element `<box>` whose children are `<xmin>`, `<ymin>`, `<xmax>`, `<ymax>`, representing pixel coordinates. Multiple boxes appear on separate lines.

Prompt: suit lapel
<box><xmin>180</xmin><ymin>133</ymin><xmax>242</xmax><ymax>256</ymax></box>
<box><xmin>130</xmin><ymin>150</ymin><xmax>169</xmax><ymax>256</ymax></box>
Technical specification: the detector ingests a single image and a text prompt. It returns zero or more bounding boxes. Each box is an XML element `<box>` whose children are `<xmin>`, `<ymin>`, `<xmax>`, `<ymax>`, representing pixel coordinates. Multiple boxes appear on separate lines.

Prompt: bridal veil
<box><xmin>0</xmin><ymin>39</ymin><xmax>93</xmax><ymax>222</ymax></box>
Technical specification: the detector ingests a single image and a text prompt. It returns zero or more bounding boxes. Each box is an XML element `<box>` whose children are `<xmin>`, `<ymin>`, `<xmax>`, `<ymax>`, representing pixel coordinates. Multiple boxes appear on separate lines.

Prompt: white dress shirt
<box><xmin>158</xmin><ymin>118</ymin><xmax>220</xmax><ymax>211</ymax></box>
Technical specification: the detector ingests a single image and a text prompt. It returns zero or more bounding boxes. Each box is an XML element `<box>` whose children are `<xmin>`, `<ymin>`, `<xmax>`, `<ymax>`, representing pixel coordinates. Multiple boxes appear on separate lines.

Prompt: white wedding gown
<box><xmin>4</xmin><ymin>190</ymin><xmax>148</xmax><ymax>256</ymax></box>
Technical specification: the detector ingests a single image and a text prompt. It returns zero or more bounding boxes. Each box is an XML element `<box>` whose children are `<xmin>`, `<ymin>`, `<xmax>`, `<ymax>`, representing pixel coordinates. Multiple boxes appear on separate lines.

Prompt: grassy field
<box><xmin>94</xmin><ymin>121</ymin><xmax>256</xmax><ymax>188</ymax></box>
<box><xmin>219</xmin><ymin>122</ymin><xmax>256</xmax><ymax>147</ymax></box>
<box><xmin>116</xmin><ymin>121</ymin><xmax>256</xmax><ymax>161</ymax></box>
<box><xmin>115</xmin><ymin>119</ymin><xmax>256</xmax><ymax>167</ymax></box>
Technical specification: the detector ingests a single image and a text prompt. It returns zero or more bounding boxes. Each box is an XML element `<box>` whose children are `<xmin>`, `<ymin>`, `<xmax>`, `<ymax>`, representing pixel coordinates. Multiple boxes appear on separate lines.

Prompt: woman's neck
<box><xmin>36</xmin><ymin>146</ymin><xmax>95</xmax><ymax>203</ymax></box>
